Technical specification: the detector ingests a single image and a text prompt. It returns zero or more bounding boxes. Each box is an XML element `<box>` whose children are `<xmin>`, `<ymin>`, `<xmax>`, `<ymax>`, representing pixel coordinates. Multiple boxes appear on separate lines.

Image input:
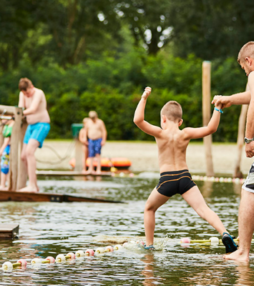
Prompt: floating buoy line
<box><xmin>113</xmin><ymin>172</ymin><xmax>245</xmax><ymax>184</ymax></box>
<box><xmin>2</xmin><ymin>236</ymin><xmax>250</xmax><ymax>272</ymax></box>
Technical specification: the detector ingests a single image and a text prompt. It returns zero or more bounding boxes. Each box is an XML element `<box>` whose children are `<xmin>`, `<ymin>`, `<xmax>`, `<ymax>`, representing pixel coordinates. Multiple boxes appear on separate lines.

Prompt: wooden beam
<box><xmin>17</xmin><ymin>120</ymin><xmax>28</xmax><ymax>189</ymax></box>
<box><xmin>0</xmin><ymin>190</ymin><xmax>124</xmax><ymax>203</ymax></box>
<box><xmin>0</xmin><ymin>224</ymin><xmax>19</xmax><ymax>240</ymax></box>
<box><xmin>36</xmin><ymin>170</ymin><xmax>111</xmax><ymax>176</ymax></box>
<box><xmin>202</xmin><ymin>61</ymin><xmax>214</xmax><ymax>177</ymax></box>
<box><xmin>0</xmin><ymin>105</ymin><xmax>17</xmax><ymax>115</ymax></box>
<box><xmin>8</xmin><ymin>107</ymin><xmax>23</xmax><ymax>191</ymax></box>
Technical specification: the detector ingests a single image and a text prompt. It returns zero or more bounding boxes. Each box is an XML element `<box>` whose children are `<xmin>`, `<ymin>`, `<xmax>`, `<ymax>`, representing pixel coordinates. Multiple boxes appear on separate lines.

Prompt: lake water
<box><xmin>0</xmin><ymin>174</ymin><xmax>253</xmax><ymax>286</ymax></box>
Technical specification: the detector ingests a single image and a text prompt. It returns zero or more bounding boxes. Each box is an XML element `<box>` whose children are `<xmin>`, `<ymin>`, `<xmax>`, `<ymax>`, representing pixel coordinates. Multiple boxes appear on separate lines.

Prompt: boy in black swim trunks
<box><xmin>133</xmin><ymin>87</ymin><xmax>237</xmax><ymax>253</ymax></box>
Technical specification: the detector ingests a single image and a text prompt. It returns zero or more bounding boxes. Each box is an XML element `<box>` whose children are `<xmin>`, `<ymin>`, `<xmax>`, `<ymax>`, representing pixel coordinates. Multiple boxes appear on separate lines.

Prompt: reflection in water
<box><xmin>0</xmin><ymin>176</ymin><xmax>253</xmax><ymax>285</ymax></box>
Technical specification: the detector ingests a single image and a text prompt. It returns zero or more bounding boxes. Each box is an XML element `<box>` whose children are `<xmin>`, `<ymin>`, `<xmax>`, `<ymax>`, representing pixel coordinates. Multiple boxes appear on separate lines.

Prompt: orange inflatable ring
<box><xmin>69</xmin><ymin>157</ymin><xmax>132</xmax><ymax>169</ymax></box>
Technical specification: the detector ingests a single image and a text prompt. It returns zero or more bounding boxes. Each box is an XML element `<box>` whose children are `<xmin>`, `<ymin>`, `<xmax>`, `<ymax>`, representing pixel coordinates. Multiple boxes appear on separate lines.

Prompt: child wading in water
<box><xmin>0</xmin><ymin>119</ymin><xmax>14</xmax><ymax>190</ymax></box>
<box><xmin>134</xmin><ymin>87</ymin><xmax>237</xmax><ymax>253</ymax></box>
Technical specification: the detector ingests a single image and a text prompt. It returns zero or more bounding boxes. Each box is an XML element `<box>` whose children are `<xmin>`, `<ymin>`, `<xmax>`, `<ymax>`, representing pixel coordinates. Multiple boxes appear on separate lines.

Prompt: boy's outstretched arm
<box><xmin>133</xmin><ymin>87</ymin><xmax>162</xmax><ymax>137</ymax></box>
<box><xmin>184</xmin><ymin>103</ymin><xmax>222</xmax><ymax>140</ymax></box>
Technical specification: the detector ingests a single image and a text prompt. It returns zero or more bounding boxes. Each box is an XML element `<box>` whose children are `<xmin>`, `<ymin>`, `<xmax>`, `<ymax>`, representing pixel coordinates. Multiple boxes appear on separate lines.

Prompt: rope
<box><xmin>36</xmin><ymin>141</ymin><xmax>75</xmax><ymax>164</ymax></box>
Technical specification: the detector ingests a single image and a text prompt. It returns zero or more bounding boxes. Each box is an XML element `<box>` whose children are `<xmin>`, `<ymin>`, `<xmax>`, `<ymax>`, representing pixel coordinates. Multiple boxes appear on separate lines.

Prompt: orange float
<box><xmin>69</xmin><ymin>157</ymin><xmax>131</xmax><ymax>170</ymax></box>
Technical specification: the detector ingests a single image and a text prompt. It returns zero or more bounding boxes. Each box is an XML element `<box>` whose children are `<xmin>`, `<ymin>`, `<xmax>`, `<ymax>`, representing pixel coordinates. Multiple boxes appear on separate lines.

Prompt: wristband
<box><xmin>214</xmin><ymin>107</ymin><xmax>223</xmax><ymax>114</ymax></box>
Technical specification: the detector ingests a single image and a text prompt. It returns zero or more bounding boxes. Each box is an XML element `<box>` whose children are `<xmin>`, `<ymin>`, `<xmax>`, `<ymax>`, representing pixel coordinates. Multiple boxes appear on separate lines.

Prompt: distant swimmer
<box><xmin>134</xmin><ymin>87</ymin><xmax>237</xmax><ymax>253</ymax></box>
<box><xmin>18</xmin><ymin>78</ymin><xmax>50</xmax><ymax>193</ymax></box>
<box><xmin>83</xmin><ymin>111</ymin><xmax>107</xmax><ymax>175</ymax></box>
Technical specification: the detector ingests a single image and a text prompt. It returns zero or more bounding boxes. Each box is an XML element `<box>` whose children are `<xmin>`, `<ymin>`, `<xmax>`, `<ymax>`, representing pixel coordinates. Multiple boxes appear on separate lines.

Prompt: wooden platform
<box><xmin>0</xmin><ymin>190</ymin><xmax>124</xmax><ymax>203</ymax></box>
<box><xmin>0</xmin><ymin>224</ymin><xmax>19</xmax><ymax>240</ymax></box>
<box><xmin>36</xmin><ymin>170</ymin><xmax>112</xmax><ymax>177</ymax></box>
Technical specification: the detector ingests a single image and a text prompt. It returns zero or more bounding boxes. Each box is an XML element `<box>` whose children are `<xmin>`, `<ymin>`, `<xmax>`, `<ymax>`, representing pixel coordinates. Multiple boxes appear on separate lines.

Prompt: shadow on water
<box><xmin>0</xmin><ymin>175</ymin><xmax>253</xmax><ymax>285</ymax></box>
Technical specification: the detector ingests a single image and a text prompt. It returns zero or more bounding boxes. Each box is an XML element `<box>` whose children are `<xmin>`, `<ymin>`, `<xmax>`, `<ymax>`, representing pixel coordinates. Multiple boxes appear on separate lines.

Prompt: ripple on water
<box><xmin>0</xmin><ymin>177</ymin><xmax>253</xmax><ymax>285</ymax></box>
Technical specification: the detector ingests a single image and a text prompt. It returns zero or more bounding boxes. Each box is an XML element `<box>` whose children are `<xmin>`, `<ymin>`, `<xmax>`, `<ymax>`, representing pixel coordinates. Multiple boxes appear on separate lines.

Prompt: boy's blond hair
<box><xmin>19</xmin><ymin>78</ymin><xmax>33</xmax><ymax>91</ymax></box>
<box><xmin>161</xmin><ymin>101</ymin><xmax>182</xmax><ymax>122</ymax></box>
<box><xmin>237</xmin><ymin>41</ymin><xmax>254</xmax><ymax>63</ymax></box>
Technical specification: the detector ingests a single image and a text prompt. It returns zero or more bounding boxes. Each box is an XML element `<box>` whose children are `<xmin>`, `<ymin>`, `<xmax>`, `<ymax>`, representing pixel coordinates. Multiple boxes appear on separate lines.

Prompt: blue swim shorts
<box><xmin>24</xmin><ymin>123</ymin><xmax>50</xmax><ymax>148</ymax></box>
<box><xmin>1</xmin><ymin>145</ymin><xmax>10</xmax><ymax>174</ymax></box>
<box><xmin>88</xmin><ymin>138</ymin><xmax>102</xmax><ymax>157</ymax></box>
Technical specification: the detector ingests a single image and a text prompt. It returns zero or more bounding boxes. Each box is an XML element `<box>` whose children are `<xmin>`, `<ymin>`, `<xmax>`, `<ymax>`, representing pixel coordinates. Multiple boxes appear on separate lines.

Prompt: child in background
<box><xmin>0</xmin><ymin>119</ymin><xmax>14</xmax><ymax>190</ymax></box>
<box><xmin>79</xmin><ymin>117</ymin><xmax>89</xmax><ymax>173</ymax></box>
<box><xmin>133</xmin><ymin>87</ymin><xmax>237</xmax><ymax>253</ymax></box>
<box><xmin>84</xmin><ymin>111</ymin><xmax>107</xmax><ymax>174</ymax></box>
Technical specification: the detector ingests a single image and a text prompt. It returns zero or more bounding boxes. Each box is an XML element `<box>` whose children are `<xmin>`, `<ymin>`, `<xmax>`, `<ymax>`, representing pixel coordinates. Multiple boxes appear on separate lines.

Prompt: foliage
<box><xmin>0</xmin><ymin>51</ymin><xmax>246</xmax><ymax>142</ymax></box>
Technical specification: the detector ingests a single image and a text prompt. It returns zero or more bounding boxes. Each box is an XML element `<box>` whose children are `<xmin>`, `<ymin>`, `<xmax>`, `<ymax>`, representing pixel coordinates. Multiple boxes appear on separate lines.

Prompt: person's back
<box><xmin>133</xmin><ymin>86</ymin><xmax>238</xmax><ymax>254</ymax></box>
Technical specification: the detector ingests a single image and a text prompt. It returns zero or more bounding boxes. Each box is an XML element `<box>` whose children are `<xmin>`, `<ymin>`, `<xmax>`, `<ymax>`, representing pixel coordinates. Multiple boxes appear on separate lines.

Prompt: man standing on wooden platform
<box><xmin>18</xmin><ymin>78</ymin><xmax>50</xmax><ymax>193</ymax></box>
<box><xmin>212</xmin><ymin>41</ymin><xmax>254</xmax><ymax>262</ymax></box>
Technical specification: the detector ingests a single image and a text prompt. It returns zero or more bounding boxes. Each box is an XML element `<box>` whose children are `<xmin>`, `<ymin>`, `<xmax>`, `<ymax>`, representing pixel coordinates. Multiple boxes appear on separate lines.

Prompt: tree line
<box><xmin>0</xmin><ymin>0</ymin><xmax>252</xmax><ymax>141</ymax></box>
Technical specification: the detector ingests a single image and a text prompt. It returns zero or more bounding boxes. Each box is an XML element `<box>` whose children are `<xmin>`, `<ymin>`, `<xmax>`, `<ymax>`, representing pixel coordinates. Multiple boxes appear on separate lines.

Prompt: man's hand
<box><xmin>83</xmin><ymin>140</ymin><xmax>89</xmax><ymax>146</ymax></box>
<box><xmin>245</xmin><ymin>141</ymin><xmax>254</xmax><ymax>158</ymax></box>
<box><xmin>212</xmin><ymin>95</ymin><xmax>232</xmax><ymax>109</ymax></box>
<box><xmin>142</xmin><ymin>87</ymin><xmax>152</xmax><ymax>100</ymax></box>
<box><xmin>101</xmin><ymin>140</ymin><xmax>105</xmax><ymax>146</ymax></box>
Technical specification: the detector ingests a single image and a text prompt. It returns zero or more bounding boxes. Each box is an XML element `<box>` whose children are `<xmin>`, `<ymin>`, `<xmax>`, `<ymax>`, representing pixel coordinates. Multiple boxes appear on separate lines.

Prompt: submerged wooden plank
<box><xmin>0</xmin><ymin>224</ymin><xmax>19</xmax><ymax>240</ymax></box>
<box><xmin>36</xmin><ymin>170</ymin><xmax>112</xmax><ymax>177</ymax></box>
<box><xmin>0</xmin><ymin>190</ymin><xmax>124</xmax><ymax>203</ymax></box>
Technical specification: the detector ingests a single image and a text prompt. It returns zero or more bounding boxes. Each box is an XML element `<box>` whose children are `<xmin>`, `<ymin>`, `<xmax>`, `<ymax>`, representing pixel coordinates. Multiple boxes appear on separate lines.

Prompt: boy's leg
<box><xmin>0</xmin><ymin>172</ymin><xmax>7</xmax><ymax>190</ymax></box>
<box><xmin>86</xmin><ymin>157</ymin><xmax>94</xmax><ymax>174</ymax></box>
<box><xmin>144</xmin><ymin>188</ymin><xmax>169</xmax><ymax>246</ymax></box>
<box><xmin>18</xmin><ymin>139</ymin><xmax>39</xmax><ymax>193</ymax></box>
<box><xmin>82</xmin><ymin>145</ymin><xmax>88</xmax><ymax>172</ymax></box>
<box><xmin>95</xmin><ymin>154</ymin><xmax>101</xmax><ymax>174</ymax></box>
<box><xmin>182</xmin><ymin>186</ymin><xmax>227</xmax><ymax>235</ymax></box>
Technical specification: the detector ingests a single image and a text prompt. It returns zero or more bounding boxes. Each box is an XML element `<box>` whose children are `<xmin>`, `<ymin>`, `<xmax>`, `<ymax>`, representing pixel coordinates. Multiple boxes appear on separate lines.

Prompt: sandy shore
<box><xmin>35</xmin><ymin>140</ymin><xmax>253</xmax><ymax>175</ymax></box>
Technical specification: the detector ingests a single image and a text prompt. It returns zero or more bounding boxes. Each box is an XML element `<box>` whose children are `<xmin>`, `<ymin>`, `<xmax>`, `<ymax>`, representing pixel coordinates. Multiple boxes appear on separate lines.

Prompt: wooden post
<box><xmin>74</xmin><ymin>138</ymin><xmax>83</xmax><ymax>171</ymax></box>
<box><xmin>0</xmin><ymin>125</ymin><xmax>3</xmax><ymax>187</ymax></box>
<box><xmin>8</xmin><ymin>107</ymin><xmax>22</xmax><ymax>191</ymax></box>
<box><xmin>17</xmin><ymin>119</ymin><xmax>28</xmax><ymax>189</ymax></box>
<box><xmin>202</xmin><ymin>61</ymin><xmax>214</xmax><ymax>177</ymax></box>
<box><xmin>233</xmin><ymin>104</ymin><xmax>248</xmax><ymax>178</ymax></box>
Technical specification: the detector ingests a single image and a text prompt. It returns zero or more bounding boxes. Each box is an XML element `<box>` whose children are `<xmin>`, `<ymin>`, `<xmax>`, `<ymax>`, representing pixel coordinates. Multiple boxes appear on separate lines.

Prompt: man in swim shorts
<box><xmin>212</xmin><ymin>41</ymin><xmax>254</xmax><ymax>262</ymax></box>
<box><xmin>83</xmin><ymin>111</ymin><xmax>107</xmax><ymax>174</ymax></box>
<box><xmin>18</xmin><ymin>78</ymin><xmax>50</xmax><ymax>193</ymax></box>
<box><xmin>134</xmin><ymin>87</ymin><xmax>237</xmax><ymax>253</ymax></box>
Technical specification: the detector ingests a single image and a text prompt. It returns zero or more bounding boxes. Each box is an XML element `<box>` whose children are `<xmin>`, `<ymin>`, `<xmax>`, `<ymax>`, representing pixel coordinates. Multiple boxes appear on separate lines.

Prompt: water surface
<box><xmin>0</xmin><ymin>175</ymin><xmax>253</xmax><ymax>285</ymax></box>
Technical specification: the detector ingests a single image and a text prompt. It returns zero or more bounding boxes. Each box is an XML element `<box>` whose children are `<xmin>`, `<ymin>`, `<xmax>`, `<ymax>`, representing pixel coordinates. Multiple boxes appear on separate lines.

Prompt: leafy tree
<box><xmin>116</xmin><ymin>0</ymin><xmax>172</xmax><ymax>55</ymax></box>
<box><xmin>169</xmin><ymin>0</ymin><xmax>254</xmax><ymax>60</ymax></box>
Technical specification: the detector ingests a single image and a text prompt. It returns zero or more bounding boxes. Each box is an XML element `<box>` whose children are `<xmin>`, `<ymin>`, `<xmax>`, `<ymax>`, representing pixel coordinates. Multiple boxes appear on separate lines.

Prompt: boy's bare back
<box><xmin>134</xmin><ymin>87</ymin><xmax>222</xmax><ymax>173</ymax></box>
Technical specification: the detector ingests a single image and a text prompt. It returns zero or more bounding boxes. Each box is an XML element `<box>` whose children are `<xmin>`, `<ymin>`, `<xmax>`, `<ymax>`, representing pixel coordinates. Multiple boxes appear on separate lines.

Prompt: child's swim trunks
<box><xmin>88</xmin><ymin>138</ymin><xmax>102</xmax><ymax>157</ymax></box>
<box><xmin>24</xmin><ymin>122</ymin><xmax>50</xmax><ymax>148</ymax></box>
<box><xmin>156</xmin><ymin>170</ymin><xmax>196</xmax><ymax>197</ymax></box>
<box><xmin>1</xmin><ymin>145</ymin><xmax>10</xmax><ymax>174</ymax></box>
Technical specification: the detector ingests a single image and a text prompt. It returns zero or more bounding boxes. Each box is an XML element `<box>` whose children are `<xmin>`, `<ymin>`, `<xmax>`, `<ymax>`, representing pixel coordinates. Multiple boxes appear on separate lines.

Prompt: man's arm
<box><xmin>101</xmin><ymin>121</ymin><xmax>107</xmax><ymax>145</ymax></box>
<box><xmin>23</xmin><ymin>92</ymin><xmax>42</xmax><ymax>115</ymax></box>
<box><xmin>245</xmin><ymin>73</ymin><xmax>254</xmax><ymax>157</ymax></box>
<box><xmin>133</xmin><ymin>87</ymin><xmax>162</xmax><ymax>137</ymax></box>
<box><xmin>212</xmin><ymin>90</ymin><xmax>251</xmax><ymax>109</ymax></box>
<box><xmin>184</xmin><ymin>105</ymin><xmax>222</xmax><ymax>139</ymax></box>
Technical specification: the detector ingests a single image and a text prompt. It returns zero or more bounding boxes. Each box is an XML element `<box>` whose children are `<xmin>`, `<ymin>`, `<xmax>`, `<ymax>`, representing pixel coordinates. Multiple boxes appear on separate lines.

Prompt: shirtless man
<box><xmin>18</xmin><ymin>78</ymin><xmax>50</xmax><ymax>192</ymax></box>
<box><xmin>84</xmin><ymin>111</ymin><xmax>107</xmax><ymax>174</ymax></box>
<box><xmin>212</xmin><ymin>41</ymin><xmax>254</xmax><ymax>262</ymax></box>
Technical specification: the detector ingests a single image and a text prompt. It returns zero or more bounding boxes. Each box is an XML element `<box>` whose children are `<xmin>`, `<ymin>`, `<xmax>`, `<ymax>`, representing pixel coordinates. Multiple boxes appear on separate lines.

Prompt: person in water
<box><xmin>83</xmin><ymin>111</ymin><xmax>107</xmax><ymax>174</ymax></box>
<box><xmin>133</xmin><ymin>87</ymin><xmax>237</xmax><ymax>252</ymax></box>
<box><xmin>0</xmin><ymin>118</ymin><xmax>14</xmax><ymax>190</ymax></box>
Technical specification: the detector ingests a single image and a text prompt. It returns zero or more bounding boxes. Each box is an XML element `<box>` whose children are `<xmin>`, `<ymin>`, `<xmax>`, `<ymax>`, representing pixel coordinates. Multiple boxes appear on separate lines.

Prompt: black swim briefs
<box><xmin>156</xmin><ymin>170</ymin><xmax>196</xmax><ymax>197</ymax></box>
